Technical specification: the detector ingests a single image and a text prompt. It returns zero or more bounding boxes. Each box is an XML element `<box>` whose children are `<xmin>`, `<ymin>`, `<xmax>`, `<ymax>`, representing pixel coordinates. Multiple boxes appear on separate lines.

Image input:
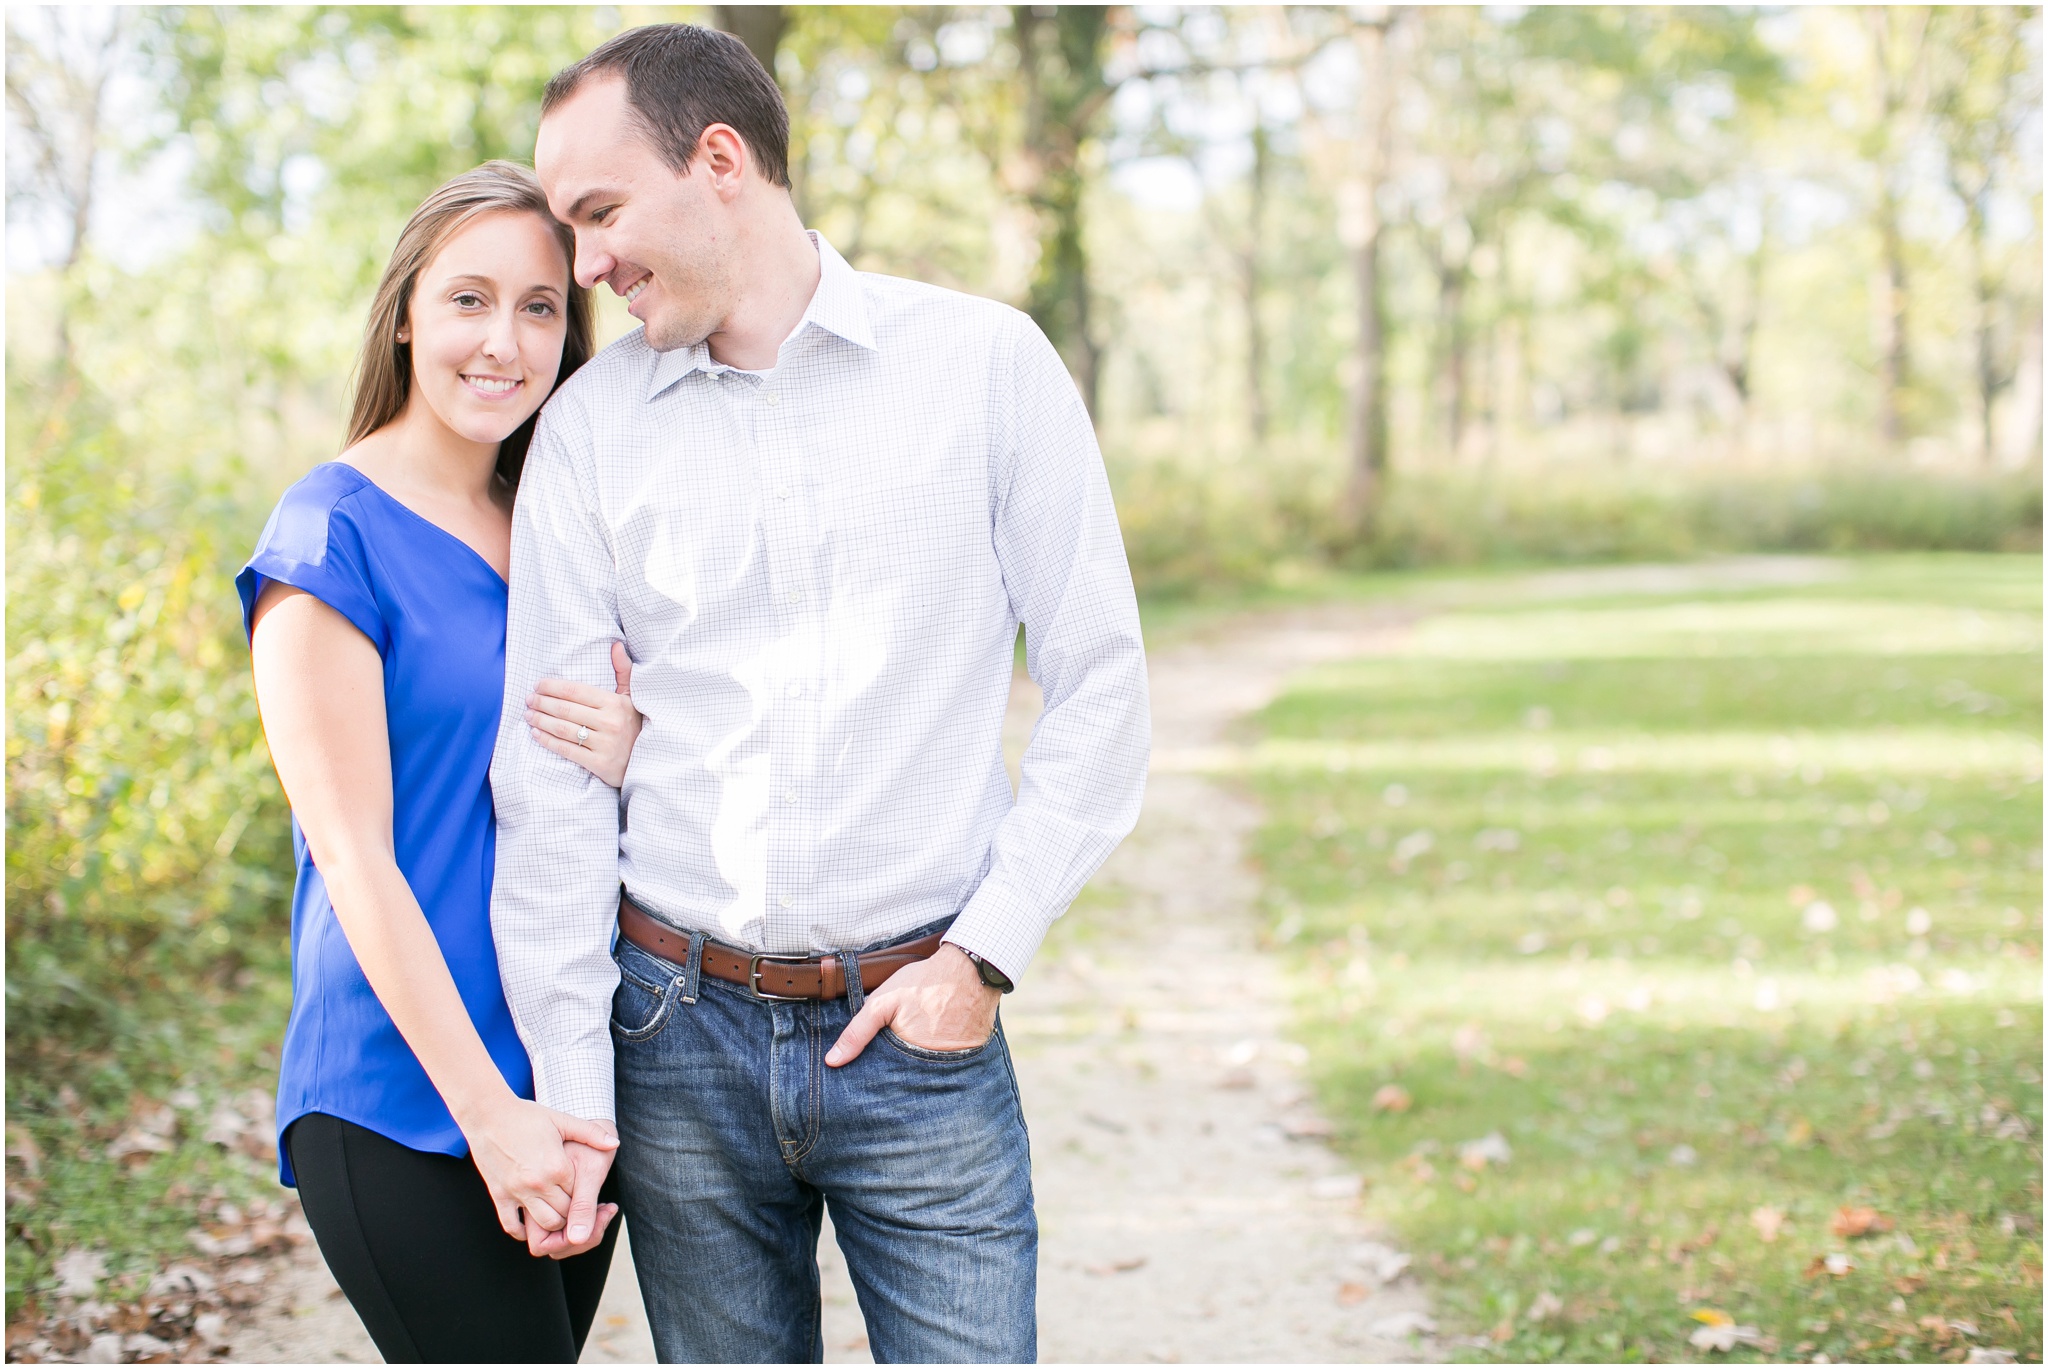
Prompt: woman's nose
<box><xmin>481</xmin><ymin>310</ymin><xmax>519</xmax><ymax>362</ymax></box>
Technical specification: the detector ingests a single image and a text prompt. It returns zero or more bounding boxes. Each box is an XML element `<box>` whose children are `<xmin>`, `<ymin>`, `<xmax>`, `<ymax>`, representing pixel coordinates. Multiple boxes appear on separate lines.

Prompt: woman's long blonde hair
<box><xmin>344</xmin><ymin>161</ymin><xmax>592</xmax><ymax>488</ymax></box>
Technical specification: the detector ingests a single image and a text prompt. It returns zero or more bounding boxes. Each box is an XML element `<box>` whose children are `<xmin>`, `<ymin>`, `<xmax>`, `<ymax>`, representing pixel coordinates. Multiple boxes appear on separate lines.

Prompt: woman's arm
<box><xmin>251</xmin><ymin>581</ymin><xmax>617</xmax><ymax>1245</ymax></box>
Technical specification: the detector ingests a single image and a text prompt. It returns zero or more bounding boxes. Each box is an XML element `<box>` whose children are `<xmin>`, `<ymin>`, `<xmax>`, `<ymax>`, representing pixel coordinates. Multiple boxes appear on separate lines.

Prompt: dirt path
<box><xmin>226</xmin><ymin>601</ymin><xmax>1436</xmax><ymax>1364</ymax></box>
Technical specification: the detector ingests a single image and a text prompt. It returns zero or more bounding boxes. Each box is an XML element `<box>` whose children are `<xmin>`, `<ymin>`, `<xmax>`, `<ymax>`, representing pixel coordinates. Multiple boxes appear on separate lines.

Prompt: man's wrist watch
<box><xmin>963</xmin><ymin>950</ymin><xmax>1015</xmax><ymax>994</ymax></box>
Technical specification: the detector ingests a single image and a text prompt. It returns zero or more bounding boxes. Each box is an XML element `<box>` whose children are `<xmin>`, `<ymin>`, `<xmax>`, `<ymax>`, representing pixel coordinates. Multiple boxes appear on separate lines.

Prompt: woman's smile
<box><xmin>460</xmin><ymin>373</ymin><xmax>524</xmax><ymax>399</ymax></box>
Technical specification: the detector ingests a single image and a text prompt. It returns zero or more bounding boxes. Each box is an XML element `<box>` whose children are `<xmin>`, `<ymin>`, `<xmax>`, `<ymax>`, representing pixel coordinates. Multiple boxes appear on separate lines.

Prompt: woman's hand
<box><xmin>527</xmin><ymin>642</ymin><xmax>639</xmax><ymax>787</ymax></box>
<box><xmin>461</xmin><ymin>1092</ymin><xmax>620</xmax><ymax>1242</ymax></box>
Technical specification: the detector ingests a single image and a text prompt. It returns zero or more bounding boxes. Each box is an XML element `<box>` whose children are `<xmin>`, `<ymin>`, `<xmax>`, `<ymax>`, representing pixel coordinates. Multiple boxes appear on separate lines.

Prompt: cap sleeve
<box><xmin>236</xmin><ymin>470</ymin><xmax>388</xmax><ymax>653</ymax></box>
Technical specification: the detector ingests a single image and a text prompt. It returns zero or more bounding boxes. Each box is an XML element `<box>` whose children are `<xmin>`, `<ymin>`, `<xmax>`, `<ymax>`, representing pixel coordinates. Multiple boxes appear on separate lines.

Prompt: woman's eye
<box><xmin>453</xmin><ymin>292</ymin><xmax>484</xmax><ymax>309</ymax></box>
<box><xmin>524</xmin><ymin>301</ymin><xmax>556</xmax><ymax>318</ymax></box>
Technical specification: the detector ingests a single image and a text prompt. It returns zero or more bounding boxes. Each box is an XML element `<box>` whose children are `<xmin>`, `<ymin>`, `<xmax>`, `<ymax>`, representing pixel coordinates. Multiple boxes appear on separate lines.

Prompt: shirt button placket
<box><xmin>763</xmin><ymin>377</ymin><xmax>803</xmax><ymax>948</ymax></box>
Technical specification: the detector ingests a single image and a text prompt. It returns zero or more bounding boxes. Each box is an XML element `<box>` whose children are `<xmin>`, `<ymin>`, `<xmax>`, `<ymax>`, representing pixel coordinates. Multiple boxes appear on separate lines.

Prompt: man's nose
<box><xmin>573</xmin><ymin>234</ymin><xmax>612</xmax><ymax>291</ymax></box>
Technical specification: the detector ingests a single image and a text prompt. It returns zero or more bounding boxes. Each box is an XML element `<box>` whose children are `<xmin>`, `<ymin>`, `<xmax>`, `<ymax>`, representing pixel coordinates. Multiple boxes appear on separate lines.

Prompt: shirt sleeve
<box><xmin>488</xmin><ymin>394</ymin><xmax>625</xmax><ymax>1123</ymax></box>
<box><xmin>236</xmin><ymin>487</ymin><xmax>387</xmax><ymax>652</ymax></box>
<box><xmin>943</xmin><ymin>312</ymin><xmax>1152</xmax><ymax>981</ymax></box>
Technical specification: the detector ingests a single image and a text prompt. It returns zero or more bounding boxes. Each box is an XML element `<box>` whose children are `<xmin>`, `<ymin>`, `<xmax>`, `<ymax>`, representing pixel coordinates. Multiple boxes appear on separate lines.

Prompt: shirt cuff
<box><xmin>527</xmin><ymin>1043</ymin><xmax>616</xmax><ymax>1125</ymax></box>
<box><xmin>942</xmin><ymin>875</ymin><xmax>1052</xmax><ymax>987</ymax></box>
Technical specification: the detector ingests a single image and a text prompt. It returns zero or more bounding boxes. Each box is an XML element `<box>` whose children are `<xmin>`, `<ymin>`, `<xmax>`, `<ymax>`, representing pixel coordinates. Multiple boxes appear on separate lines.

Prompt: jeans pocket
<box><xmin>880</xmin><ymin>1026</ymin><xmax>996</xmax><ymax>1063</ymax></box>
<box><xmin>611</xmin><ymin>958</ymin><xmax>683</xmax><ymax>1043</ymax></box>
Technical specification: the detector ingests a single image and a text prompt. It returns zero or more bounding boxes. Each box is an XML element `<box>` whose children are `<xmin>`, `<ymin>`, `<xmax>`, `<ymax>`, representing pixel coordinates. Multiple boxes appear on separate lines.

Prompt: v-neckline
<box><xmin>334</xmin><ymin>463</ymin><xmax>510</xmax><ymax>589</ymax></box>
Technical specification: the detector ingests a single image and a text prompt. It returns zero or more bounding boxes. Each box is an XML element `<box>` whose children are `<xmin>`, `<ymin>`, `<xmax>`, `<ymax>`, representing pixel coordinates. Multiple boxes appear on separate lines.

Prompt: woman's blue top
<box><xmin>237</xmin><ymin>462</ymin><xmax>533</xmax><ymax>1185</ymax></box>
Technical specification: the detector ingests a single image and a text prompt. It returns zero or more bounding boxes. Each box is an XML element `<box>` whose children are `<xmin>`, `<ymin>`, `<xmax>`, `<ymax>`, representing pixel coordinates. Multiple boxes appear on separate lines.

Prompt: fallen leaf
<box><xmin>1965</xmin><ymin>1351</ymin><xmax>2016</xmax><ymax>1364</ymax></box>
<box><xmin>1083</xmin><ymin>1256</ymin><xmax>1147</xmax><ymax>1276</ymax></box>
<box><xmin>1802</xmin><ymin>901</ymin><xmax>1839</xmax><ymax>933</ymax></box>
<box><xmin>1282</xmin><ymin>1115</ymin><xmax>1336</xmax><ymax>1140</ymax></box>
<box><xmin>1526</xmin><ymin>1291</ymin><xmax>1564</xmax><ymax>1323</ymax></box>
<box><xmin>1368</xmin><ymin>1311</ymin><xmax>1436</xmax><ymax>1338</ymax></box>
<box><xmin>1345</xmin><ymin>1242</ymin><xmax>1411</xmax><ymax>1285</ymax></box>
<box><xmin>52</xmin><ymin>1250</ymin><xmax>106</xmax><ymax>1299</ymax></box>
<box><xmin>5</xmin><ymin>1127</ymin><xmax>42</xmax><ymax>1178</ymax></box>
<box><xmin>1690</xmin><ymin>1322</ymin><xmax>1763</xmax><ymax>1352</ymax></box>
<box><xmin>1692</xmin><ymin>1309</ymin><xmax>1735</xmax><ymax>1326</ymax></box>
<box><xmin>1458</xmin><ymin>1131</ymin><xmax>1512</xmax><ymax>1170</ymax></box>
<box><xmin>1337</xmin><ymin>1282</ymin><xmax>1371</xmax><ymax>1307</ymax></box>
<box><xmin>1830</xmin><ymin>1206</ymin><xmax>1893</xmax><ymax>1239</ymax></box>
<box><xmin>1751</xmin><ymin>1206</ymin><xmax>1787</xmax><ymax>1242</ymax></box>
<box><xmin>1785</xmin><ymin>1118</ymin><xmax>1816</xmax><ymax>1148</ymax></box>
<box><xmin>1371</xmin><ymin>1084</ymin><xmax>1412</xmax><ymax>1113</ymax></box>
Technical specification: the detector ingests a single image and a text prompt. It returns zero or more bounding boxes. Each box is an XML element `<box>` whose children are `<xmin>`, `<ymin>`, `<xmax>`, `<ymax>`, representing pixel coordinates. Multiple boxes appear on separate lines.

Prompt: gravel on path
<box><xmin>226</xmin><ymin>601</ymin><xmax>1437</xmax><ymax>1364</ymax></box>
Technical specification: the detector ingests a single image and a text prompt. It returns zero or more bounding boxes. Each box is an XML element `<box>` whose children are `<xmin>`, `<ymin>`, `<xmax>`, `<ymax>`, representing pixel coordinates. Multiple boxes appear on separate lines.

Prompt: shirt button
<box><xmin>786</xmin><ymin>588</ymin><xmax>800</xmax><ymax>604</ymax></box>
<box><xmin>784</xmin><ymin>788</ymin><xmax>797</xmax><ymax>803</ymax></box>
<box><xmin>777</xmin><ymin>485</ymin><xmax>792</xmax><ymax>500</ymax></box>
<box><xmin>763</xmin><ymin>392</ymin><xmax>780</xmax><ymax>407</ymax></box>
<box><xmin>786</xmin><ymin>682</ymin><xmax>802</xmax><ymax>697</ymax></box>
<box><xmin>779</xmin><ymin>895</ymin><xmax>794</xmax><ymax>909</ymax></box>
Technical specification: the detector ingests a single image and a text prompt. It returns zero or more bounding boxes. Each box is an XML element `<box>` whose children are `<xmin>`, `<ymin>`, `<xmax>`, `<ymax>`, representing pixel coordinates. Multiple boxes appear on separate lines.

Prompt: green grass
<box><xmin>1247</xmin><ymin>554</ymin><xmax>2043</xmax><ymax>1362</ymax></box>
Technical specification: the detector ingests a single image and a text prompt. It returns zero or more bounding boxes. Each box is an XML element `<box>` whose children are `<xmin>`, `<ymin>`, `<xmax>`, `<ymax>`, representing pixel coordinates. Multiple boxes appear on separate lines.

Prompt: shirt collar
<box><xmin>645</xmin><ymin>231</ymin><xmax>875</xmax><ymax>401</ymax></box>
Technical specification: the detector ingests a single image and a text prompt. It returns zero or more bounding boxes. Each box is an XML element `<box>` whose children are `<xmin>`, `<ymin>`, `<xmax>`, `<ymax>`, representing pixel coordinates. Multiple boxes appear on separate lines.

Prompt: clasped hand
<box><xmin>464</xmin><ymin>1094</ymin><xmax>620</xmax><ymax>1261</ymax></box>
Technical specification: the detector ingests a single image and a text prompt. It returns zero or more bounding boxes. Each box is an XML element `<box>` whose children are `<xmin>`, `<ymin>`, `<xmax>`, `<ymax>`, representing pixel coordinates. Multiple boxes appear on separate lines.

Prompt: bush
<box><xmin>5</xmin><ymin>364</ymin><xmax>292</xmax><ymax>1114</ymax></box>
<box><xmin>1107</xmin><ymin>454</ymin><xmax>2043</xmax><ymax>595</ymax></box>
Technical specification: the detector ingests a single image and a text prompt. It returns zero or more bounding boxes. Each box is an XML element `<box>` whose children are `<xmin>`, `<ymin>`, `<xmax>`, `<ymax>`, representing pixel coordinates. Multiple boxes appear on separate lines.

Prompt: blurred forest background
<box><xmin>4</xmin><ymin>0</ymin><xmax>2042</xmax><ymax>1336</ymax></box>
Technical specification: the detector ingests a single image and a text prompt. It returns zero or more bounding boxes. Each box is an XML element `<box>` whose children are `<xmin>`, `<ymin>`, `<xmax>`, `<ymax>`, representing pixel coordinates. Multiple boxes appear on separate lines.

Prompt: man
<box><xmin>489</xmin><ymin>22</ymin><xmax>1149</xmax><ymax>1363</ymax></box>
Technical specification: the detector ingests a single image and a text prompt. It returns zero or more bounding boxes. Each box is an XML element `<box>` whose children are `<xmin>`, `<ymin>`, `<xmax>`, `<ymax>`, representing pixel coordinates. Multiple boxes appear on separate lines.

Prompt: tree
<box><xmin>1863</xmin><ymin>6</ymin><xmax>1930</xmax><ymax>448</ymax></box>
<box><xmin>1012</xmin><ymin>5</ymin><xmax>1115</xmax><ymax>414</ymax></box>
<box><xmin>714</xmin><ymin>5</ymin><xmax>787</xmax><ymax>79</ymax></box>
<box><xmin>1341</xmin><ymin>11</ymin><xmax>1396</xmax><ymax>529</ymax></box>
<box><xmin>1927</xmin><ymin>6</ymin><xmax>2039</xmax><ymax>463</ymax></box>
<box><xmin>5</xmin><ymin>7</ymin><xmax>125</xmax><ymax>354</ymax></box>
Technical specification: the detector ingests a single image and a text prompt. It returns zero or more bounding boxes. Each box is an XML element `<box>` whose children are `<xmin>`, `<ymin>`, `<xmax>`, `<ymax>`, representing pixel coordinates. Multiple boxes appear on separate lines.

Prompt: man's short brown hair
<box><xmin>543</xmin><ymin>24</ymin><xmax>791</xmax><ymax>190</ymax></box>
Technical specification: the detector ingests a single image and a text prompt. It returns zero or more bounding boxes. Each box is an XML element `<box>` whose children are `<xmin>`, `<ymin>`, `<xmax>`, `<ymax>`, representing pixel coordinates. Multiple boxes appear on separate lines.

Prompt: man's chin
<box><xmin>641</xmin><ymin>314</ymin><xmax>709</xmax><ymax>354</ymax></box>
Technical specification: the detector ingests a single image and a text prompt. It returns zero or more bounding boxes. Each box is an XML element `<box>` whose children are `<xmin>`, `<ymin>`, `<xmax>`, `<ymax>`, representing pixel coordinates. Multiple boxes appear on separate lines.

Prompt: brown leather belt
<box><xmin>618</xmin><ymin>895</ymin><xmax>946</xmax><ymax>1001</ymax></box>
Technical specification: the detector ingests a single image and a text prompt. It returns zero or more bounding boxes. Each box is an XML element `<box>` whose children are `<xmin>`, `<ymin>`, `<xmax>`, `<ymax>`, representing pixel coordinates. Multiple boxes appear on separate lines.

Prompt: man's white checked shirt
<box><xmin>489</xmin><ymin>233</ymin><xmax>1150</xmax><ymax>1122</ymax></box>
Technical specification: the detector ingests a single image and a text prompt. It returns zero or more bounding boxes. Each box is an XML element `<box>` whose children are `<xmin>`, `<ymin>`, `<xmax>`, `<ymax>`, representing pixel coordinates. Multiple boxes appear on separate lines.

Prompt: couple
<box><xmin>238</xmin><ymin>24</ymin><xmax>1149</xmax><ymax>1366</ymax></box>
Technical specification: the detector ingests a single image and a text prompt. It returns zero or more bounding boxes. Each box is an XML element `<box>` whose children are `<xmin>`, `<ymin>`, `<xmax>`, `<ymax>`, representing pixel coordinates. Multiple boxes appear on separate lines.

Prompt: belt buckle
<box><xmin>747</xmin><ymin>953</ymin><xmax>815</xmax><ymax>1002</ymax></box>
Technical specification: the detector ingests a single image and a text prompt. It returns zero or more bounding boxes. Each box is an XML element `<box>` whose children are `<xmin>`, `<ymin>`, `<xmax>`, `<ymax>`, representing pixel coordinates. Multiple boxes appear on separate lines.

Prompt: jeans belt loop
<box><xmin>840</xmin><ymin>950</ymin><xmax>865</xmax><ymax>1015</ymax></box>
<box><xmin>680</xmin><ymin>930</ymin><xmax>704</xmax><ymax>1005</ymax></box>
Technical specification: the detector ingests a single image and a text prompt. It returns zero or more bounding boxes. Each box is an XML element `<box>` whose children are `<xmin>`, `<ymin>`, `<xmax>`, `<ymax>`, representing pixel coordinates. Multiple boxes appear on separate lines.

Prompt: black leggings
<box><xmin>286</xmin><ymin>1112</ymin><xmax>620</xmax><ymax>1364</ymax></box>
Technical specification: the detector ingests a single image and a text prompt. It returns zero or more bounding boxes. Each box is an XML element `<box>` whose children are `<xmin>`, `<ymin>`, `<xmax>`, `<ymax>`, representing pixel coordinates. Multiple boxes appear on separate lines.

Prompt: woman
<box><xmin>238</xmin><ymin>162</ymin><xmax>642</xmax><ymax>1362</ymax></box>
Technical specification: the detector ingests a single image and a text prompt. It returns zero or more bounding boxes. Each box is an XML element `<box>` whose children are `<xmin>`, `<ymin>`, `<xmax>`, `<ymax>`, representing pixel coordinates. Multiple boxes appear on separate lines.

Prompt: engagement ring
<box><xmin>576</xmin><ymin>725</ymin><xmax>590</xmax><ymax>747</ymax></box>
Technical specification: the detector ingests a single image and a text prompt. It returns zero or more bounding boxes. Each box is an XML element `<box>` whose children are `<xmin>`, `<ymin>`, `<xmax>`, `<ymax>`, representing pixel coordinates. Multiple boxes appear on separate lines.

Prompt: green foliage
<box><xmin>4</xmin><ymin>362</ymin><xmax>292</xmax><ymax>1108</ymax></box>
<box><xmin>1111</xmin><ymin>460</ymin><xmax>2042</xmax><ymax>596</ymax></box>
<box><xmin>1249</xmin><ymin>558</ymin><xmax>2043</xmax><ymax>1361</ymax></box>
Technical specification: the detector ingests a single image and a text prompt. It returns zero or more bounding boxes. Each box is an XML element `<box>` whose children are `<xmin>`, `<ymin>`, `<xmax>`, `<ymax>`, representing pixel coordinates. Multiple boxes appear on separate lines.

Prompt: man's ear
<box><xmin>697</xmin><ymin>123</ymin><xmax>750</xmax><ymax>199</ymax></box>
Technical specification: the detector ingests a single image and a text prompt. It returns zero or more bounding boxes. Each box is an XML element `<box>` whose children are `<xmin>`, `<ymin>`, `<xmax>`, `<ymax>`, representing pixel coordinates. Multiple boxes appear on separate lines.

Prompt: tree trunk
<box><xmin>1865</xmin><ymin>6</ymin><xmax>1925</xmax><ymax>449</ymax></box>
<box><xmin>1438</xmin><ymin>261</ymin><xmax>1468</xmax><ymax>459</ymax></box>
<box><xmin>1342</xmin><ymin>17</ymin><xmax>1394</xmax><ymax>530</ymax></box>
<box><xmin>713</xmin><ymin>6</ymin><xmax>786</xmax><ymax>80</ymax></box>
<box><xmin>1243</xmin><ymin>120</ymin><xmax>1270</xmax><ymax>444</ymax></box>
<box><xmin>1013</xmin><ymin>5</ymin><xmax>1112</xmax><ymax>416</ymax></box>
<box><xmin>1873</xmin><ymin>203</ymin><xmax>1910</xmax><ymax>446</ymax></box>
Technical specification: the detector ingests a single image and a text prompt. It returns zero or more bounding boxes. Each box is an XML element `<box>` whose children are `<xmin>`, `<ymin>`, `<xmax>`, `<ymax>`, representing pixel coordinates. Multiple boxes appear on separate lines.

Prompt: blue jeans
<box><xmin>609</xmin><ymin>923</ymin><xmax>1037</xmax><ymax>1364</ymax></box>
